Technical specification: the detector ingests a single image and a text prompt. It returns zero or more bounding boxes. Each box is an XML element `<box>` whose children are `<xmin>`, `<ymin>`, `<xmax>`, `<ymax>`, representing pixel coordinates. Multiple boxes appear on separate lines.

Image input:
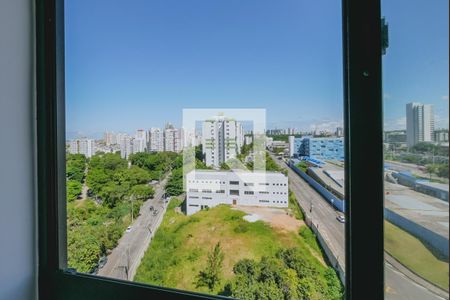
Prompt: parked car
<box><xmin>149</xmin><ymin>205</ymin><xmax>154</xmax><ymax>211</ymax></box>
<box><xmin>153</xmin><ymin>210</ymin><xmax>159</xmax><ymax>216</ymax></box>
<box><xmin>336</xmin><ymin>215</ymin><xmax>345</xmax><ymax>223</ymax></box>
<box><xmin>126</xmin><ymin>226</ymin><xmax>132</xmax><ymax>232</ymax></box>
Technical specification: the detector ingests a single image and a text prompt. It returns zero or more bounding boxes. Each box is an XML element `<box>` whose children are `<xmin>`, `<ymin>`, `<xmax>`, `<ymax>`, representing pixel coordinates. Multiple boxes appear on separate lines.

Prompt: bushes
<box><xmin>165</xmin><ymin>168</ymin><xmax>183</xmax><ymax>196</ymax></box>
<box><xmin>67</xmin><ymin>180</ymin><xmax>82</xmax><ymax>201</ymax></box>
<box><xmin>224</xmin><ymin>248</ymin><xmax>343</xmax><ymax>300</ymax></box>
<box><xmin>66</xmin><ymin>200</ymin><xmax>136</xmax><ymax>273</ymax></box>
<box><xmin>299</xmin><ymin>226</ymin><xmax>322</xmax><ymax>255</ymax></box>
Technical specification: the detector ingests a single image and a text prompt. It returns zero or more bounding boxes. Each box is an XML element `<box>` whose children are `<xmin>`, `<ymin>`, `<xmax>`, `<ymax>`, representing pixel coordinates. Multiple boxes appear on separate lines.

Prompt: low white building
<box><xmin>186</xmin><ymin>170</ymin><xmax>288</xmax><ymax>215</ymax></box>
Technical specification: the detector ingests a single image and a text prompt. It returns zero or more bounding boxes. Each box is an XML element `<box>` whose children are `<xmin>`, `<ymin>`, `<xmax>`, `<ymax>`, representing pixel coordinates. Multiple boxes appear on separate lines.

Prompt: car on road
<box><xmin>149</xmin><ymin>205</ymin><xmax>154</xmax><ymax>211</ymax></box>
<box><xmin>126</xmin><ymin>226</ymin><xmax>132</xmax><ymax>232</ymax></box>
<box><xmin>336</xmin><ymin>215</ymin><xmax>345</xmax><ymax>223</ymax></box>
<box><xmin>153</xmin><ymin>209</ymin><xmax>159</xmax><ymax>216</ymax></box>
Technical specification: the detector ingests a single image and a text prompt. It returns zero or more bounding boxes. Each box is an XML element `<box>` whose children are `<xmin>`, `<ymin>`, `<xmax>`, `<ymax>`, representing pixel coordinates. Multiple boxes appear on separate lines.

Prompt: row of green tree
<box><xmin>425</xmin><ymin>163</ymin><xmax>449</xmax><ymax>179</ymax></box>
<box><xmin>67</xmin><ymin>152</ymin><xmax>170</xmax><ymax>273</ymax></box>
<box><xmin>197</xmin><ymin>243</ymin><xmax>343</xmax><ymax>300</ymax></box>
<box><xmin>66</xmin><ymin>154</ymin><xmax>86</xmax><ymax>201</ymax></box>
<box><xmin>67</xmin><ymin>197</ymin><xmax>142</xmax><ymax>272</ymax></box>
<box><xmin>86</xmin><ymin>153</ymin><xmax>155</xmax><ymax>207</ymax></box>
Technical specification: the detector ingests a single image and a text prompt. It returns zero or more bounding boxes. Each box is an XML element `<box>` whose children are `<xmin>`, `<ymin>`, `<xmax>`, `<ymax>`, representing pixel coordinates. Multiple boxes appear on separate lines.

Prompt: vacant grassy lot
<box><xmin>135</xmin><ymin>199</ymin><xmax>330</xmax><ymax>294</ymax></box>
<box><xmin>384</xmin><ymin>220</ymin><xmax>449</xmax><ymax>290</ymax></box>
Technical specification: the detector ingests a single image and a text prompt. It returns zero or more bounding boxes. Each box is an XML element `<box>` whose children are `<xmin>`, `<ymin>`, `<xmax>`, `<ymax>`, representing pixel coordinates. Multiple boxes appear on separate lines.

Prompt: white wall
<box><xmin>0</xmin><ymin>0</ymin><xmax>36</xmax><ymax>299</ymax></box>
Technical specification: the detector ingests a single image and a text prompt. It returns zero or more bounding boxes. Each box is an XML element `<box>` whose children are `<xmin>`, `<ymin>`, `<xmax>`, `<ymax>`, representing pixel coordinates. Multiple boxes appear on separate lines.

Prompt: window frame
<box><xmin>36</xmin><ymin>0</ymin><xmax>384</xmax><ymax>299</ymax></box>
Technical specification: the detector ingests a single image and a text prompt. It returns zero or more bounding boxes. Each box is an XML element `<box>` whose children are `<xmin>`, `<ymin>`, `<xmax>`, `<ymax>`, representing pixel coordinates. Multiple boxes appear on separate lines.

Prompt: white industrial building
<box><xmin>186</xmin><ymin>170</ymin><xmax>288</xmax><ymax>215</ymax></box>
<box><xmin>202</xmin><ymin>117</ymin><xmax>244</xmax><ymax>168</ymax></box>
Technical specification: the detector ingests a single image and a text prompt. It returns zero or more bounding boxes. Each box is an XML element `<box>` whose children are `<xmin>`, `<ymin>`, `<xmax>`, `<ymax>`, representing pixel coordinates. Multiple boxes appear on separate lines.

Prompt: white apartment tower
<box><xmin>288</xmin><ymin>135</ymin><xmax>295</xmax><ymax>157</ymax></box>
<box><xmin>104</xmin><ymin>131</ymin><xmax>117</xmax><ymax>145</ymax></box>
<box><xmin>148</xmin><ymin>128</ymin><xmax>164</xmax><ymax>152</ymax></box>
<box><xmin>68</xmin><ymin>139</ymin><xmax>95</xmax><ymax>158</ymax></box>
<box><xmin>406</xmin><ymin>103</ymin><xmax>434</xmax><ymax>147</ymax></box>
<box><xmin>119</xmin><ymin>134</ymin><xmax>133</xmax><ymax>159</ymax></box>
<box><xmin>202</xmin><ymin>117</ymin><xmax>244</xmax><ymax>168</ymax></box>
<box><xmin>134</xmin><ymin>129</ymin><xmax>147</xmax><ymax>153</ymax></box>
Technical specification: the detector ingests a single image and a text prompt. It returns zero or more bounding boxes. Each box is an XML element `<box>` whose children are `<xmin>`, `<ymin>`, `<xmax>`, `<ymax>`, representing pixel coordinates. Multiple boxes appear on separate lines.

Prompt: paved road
<box><xmin>385</xmin><ymin>263</ymin><xmax>446</xmax><ymax>300</ymax></box>
<box><xmin>97</xmin><ymin>177</ymin><xmax>169</xmax><ymax>281</ymax></box>
<box><xmin>270</xmin><ymin>153</ymin><xmax>448</xmax><ymax>299</ymax></box>
<box><xmin>385</xmin><ymin>160</ymin><xmax>449</xmax><ymax>184</ymax></box>
<box><xmin>269</xmin><ymin>153</ymin><xmax>345</xmax><ymax>268</ymax></box>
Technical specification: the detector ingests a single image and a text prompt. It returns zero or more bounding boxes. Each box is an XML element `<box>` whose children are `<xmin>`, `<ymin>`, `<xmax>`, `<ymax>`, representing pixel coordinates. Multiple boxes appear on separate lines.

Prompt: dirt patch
<box><xmin>232</xmin><ymin>205</ymin><xmax>304</xmax><ymax>232</ymax></box>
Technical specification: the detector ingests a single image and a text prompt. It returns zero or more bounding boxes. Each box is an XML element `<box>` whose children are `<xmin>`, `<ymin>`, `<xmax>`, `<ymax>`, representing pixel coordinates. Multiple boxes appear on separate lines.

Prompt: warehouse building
<box><xmin>185</xmin><ymin>170</ymin><xmax>288</xmax><ymax>215</ymax></box>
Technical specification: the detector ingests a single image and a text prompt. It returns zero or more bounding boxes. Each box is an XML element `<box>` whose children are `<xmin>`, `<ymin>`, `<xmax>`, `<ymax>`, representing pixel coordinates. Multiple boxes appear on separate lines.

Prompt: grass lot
<box><xmin>384</xmin><ymin>220</ymin><xmax>449</xmax><ymax>290</ymax></box>
<box><xmin>135</xmin><ymin>198</ymin><xmax>330</xmax><ymax>295</ymax></box>
<box><xmin>288</xmin><ymin>190</ymin><xmax>304</xmax><ymax>221</ymax></box>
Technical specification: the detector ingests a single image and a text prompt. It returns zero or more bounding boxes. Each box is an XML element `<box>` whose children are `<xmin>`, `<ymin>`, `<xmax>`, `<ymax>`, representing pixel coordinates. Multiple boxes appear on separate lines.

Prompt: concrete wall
<box><xmin>0</xmin><ymin>1</ymin><xmax>36</xmax><ymax>299</ymax></box>
<box><xmin>289</xmin><ymin>162</ymin><xmax>346</xmax><ymax>212</ymax></box>
<box><xmin>385</xmin><ymin>209</ymin><xmax>449</xmax><ymax>258</ymax></box>
<box><xmin>304</xmin><ymin>216</ymin><xmax>346</xmax><ymax>284</ymax></box>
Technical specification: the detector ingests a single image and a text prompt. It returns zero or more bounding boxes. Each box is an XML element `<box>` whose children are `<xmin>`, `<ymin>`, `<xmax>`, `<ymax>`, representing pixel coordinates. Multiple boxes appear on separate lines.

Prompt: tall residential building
<box><xmin>406</xmin><ymin>102</ymin><xmax>434</xmax><ymax>147</ymax></box>
<box><xmin>202</xmin><ymin>117</ymin><xmax>244</xmax><ymax>168</ymax></box>
<box><xmin>335</xmin><ymin>127</ymin><xmax>344</xmax><ymax>137</ymax></box>
<box><xmin>148</xmin><ymin>128</ymin><xmax>164</xmax><ymax>152</ymax></box>
<box><xmin>104</xmin><ymin>131</ymin><xmax>117</xmax><ymax>145</ymax></box>
<box><xmin>134</xmin><ymin>129</ymin><xmax>147</xmax><ymax>153</ymax></box>
<box><xmin>68</xmin><ymin>139</ymin><xmax>95</xmax><ymax>158</ymax></box>
<box><xmin>164</xmin><ymin>125</ymin><xmax>183</xmax><ymax>152</ymax></box>
<box><xmin>119</xmin><ymin>134</ymin><xmax>133</xmax><ymax>159</ymax></box>
<box><xmin>288</xmin><ymin>135</ymin><xmax>295</xmax><ymax>157</ymax></box>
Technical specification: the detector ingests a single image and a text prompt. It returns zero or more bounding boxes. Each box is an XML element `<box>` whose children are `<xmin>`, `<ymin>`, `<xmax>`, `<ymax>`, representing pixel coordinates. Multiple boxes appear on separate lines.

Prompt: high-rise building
<box><xmin>164</xmin><ymin>125</ymin><xmax>183</xmax><ymax>152</ymax></box>
<box><xmin>406</xmin><ymin>102</ymin><xmax>434</xmax><ymax>147</ymax></box>
<box><xmin>202</xmin><ymin>117</ymin><xmax>244</xmax><ymax>167</ymax></box>
<box><xmin>134</xmin><ymin>129</ymin><xmax>147</xmax><ymax>153</ymax></box>
<box><xmin>119</xmin><ymin>134</ymin><xmax>133</xmax><ymax>159</ymax></box>
<box><xmin>104</xmin><ymin>131</ymin><xmax>117</xmax><ymax>145</ymax></box>
<box><xmin>335</xmin><ymin>127</ymin><xmax>344</xmax><ymax>137</ymax></box>
<box><xmin>288</xmin><ymin>135</ymin><xmax>295</xmax><ymax>157</ymax></box>
<box><xmin>148</xmin><ymin>128</ymin><xmax>164</xmax><ymax>152</ymax></box>
<box><xmin>68</xmin><ymin>138</ymin><xmax>95</xmax><ymax>158</ymax></box>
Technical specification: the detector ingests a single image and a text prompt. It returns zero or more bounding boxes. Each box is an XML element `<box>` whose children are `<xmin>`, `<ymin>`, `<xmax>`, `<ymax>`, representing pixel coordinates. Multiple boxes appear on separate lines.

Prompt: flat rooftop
<box><xmin>415</xmin><ymin>181</ymin><xmax>449</xmax><ymax>192</ymax></box>
<box><xmin>308</xmin><ymin>162</ymin><xmax>345</xmax><ymax>198</ymax></box>
<box><xmin>385</xmin><ymin>182</ymin><xmax>449</xmax><ymax>240</ymax></box>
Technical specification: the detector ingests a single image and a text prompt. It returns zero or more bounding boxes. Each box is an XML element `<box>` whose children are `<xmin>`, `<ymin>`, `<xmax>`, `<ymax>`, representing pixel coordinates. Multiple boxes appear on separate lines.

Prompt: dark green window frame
<box><xmin>36</xmin><ymin>0</ymin><xmax>384</xmax><ymax>299</ymax></box>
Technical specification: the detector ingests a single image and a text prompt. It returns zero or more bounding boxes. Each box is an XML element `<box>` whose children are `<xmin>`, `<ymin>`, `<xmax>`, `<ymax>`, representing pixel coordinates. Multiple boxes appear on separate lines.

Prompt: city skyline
<box><xmin>65</xmin><ymin>0</ymin><xmax>448</xmax><ymax>138</ymax></box>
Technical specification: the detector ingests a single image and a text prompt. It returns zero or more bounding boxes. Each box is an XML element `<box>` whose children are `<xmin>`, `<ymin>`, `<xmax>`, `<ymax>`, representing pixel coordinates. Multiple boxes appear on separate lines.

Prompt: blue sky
<box><xmin>65</xmin><ymin>0</ymin><xmax>448</xmax><ymax>138</ymax></box>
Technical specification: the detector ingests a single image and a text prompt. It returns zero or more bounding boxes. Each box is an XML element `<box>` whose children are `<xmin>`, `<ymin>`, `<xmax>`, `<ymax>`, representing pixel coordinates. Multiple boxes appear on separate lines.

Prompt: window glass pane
<box><xmin>382</xmin><ymin>1</ymin><xmax>449</xmax><ymax>299</ymax></box>
<box><xmin>65</xmin><ymin>1</ymin><xmax>346</xmax><ymax>298</ymax></box>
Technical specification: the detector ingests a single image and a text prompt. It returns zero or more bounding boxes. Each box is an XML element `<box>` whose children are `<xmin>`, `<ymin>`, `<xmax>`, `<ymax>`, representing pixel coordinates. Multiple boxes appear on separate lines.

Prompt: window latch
<box><xmin>381</xmin><ymin>17</ymin><xmax>389</xmax><ymax>55</ymax></box>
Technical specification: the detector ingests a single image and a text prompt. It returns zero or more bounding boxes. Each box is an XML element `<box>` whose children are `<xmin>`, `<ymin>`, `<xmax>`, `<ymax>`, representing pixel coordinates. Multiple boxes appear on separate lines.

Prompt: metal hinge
<box><xmin>381</xmin><ymin>17</ymin><xmax>389</xmax><ymax>55</ymax></box>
